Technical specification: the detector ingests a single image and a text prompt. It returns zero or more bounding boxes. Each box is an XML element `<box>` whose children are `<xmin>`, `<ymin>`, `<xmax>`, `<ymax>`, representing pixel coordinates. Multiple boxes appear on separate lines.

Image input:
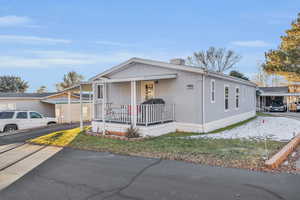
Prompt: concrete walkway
<box><xmin>0</xmin><ymin>143</ymin><xmax>62</xmax><ymax>190</ymax></box>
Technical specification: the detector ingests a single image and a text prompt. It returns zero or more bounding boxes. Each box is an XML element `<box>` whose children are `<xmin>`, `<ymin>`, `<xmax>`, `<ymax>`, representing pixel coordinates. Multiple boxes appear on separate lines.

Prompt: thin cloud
<box><xmin>0</xmin><ymin>35</ymin><xmax>71</xmax><ymax>45</ymax></box>
<box><xmin>0</xmin><ymin>51</ymin><xmax>138</xmax><ymax>68</ymax></box>
<box><xmin>95</xmin><ymin>40</ymin><xmax>134</xmax><ymax>47</ymax></box>
<box><xmin>0</xmin><ymin>50</ymin><xmax>187</xmax><ymax>69</ymax></box>
<box><xmin>231</xmin><ymin>40</ymin><xmax>271</xmax><ymax>47</ymax></box>
<box><xmin>0</xmin><ymin>15</ymin><xmax>32</xmax><ymax>27</ymax></box>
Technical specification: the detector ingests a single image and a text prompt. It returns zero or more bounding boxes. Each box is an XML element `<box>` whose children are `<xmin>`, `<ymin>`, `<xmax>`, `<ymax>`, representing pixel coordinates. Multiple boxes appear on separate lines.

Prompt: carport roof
<box><xmin>258</xmin><ymin>86</ymin><xmax>289</xmax><ymax>93</ymax></box>
<box><xmin>0</xmin><ymin>92</ymin><xmax>57</xmax><ymax>99</ymax></box>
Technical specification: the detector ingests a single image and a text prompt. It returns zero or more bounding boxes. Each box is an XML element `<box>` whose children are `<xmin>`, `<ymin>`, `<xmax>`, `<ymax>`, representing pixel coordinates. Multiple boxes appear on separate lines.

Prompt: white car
<box><xmin>0</xmin><ymin>110</ymin><xmax>57</xmax><ymax>132</ymax></box>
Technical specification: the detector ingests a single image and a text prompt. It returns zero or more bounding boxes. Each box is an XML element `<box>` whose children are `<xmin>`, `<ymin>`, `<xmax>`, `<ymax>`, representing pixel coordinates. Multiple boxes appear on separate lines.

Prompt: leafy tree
<box><xmin>186</xmin><ymin>47</ymin><xmax>241</xmax><ymax>72</ymax></box>
<box><xmin>37</xmin><ymin>85</ymin><xmax>47</xmax><ymax>93</ymax></box>
<box><xmin>229</xmin><ymin>70</ymin><xmax>249</xmax><ymax>81</ymax></box>
<box><xmin>0</xmin><ymin>76</ymin><xmax>29</xmax><ymax>93</ymax></box>
<box><xmin>56</xmin><ymin>71</ymin><xmax>84</xmax><ymax>91</ymax></box>
<box><xmin>263</xmin><ymin>13</ymin><xmax>300</xmax><ymax>81</ymax></box>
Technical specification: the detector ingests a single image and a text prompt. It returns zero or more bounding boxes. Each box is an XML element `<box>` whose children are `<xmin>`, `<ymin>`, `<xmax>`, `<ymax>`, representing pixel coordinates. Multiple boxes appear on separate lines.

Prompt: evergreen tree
<box><xmin>0</xmin><ymin>76</ymin><xmax>29</xmax><ymax>93</ymax></box>
<box><xmin>56</xmin><ymin>71</ymin><xmax>84</xmax><ymax>91</ymax></box>
<box><xmin>37</xmin><ymin>85</ymin><xmax>47</xmax><ymax>93</ymax></box>
<box><xmin>229</xmin><ymin>70</ymin><xmax>249</xmax><ymax>80</ymax></box>
<box><xmin>263</xmin><ymin>13</ymin><xmax>300</xmax><ymax>81</ymax></box>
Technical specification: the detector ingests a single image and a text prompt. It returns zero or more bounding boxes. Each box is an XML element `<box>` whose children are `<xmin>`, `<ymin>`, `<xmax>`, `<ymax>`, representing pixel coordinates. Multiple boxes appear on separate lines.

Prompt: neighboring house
<box><xmin>89</xmin><ymin>57</ymin><xmax>257</xmax><ymax>136</ymax></box>
<box><xmin>0</xmin><ymin>92</ymin><xmax>92</xmax><ymax>123</ymax></box>
<box><xmin>257</xmin><ymin>84</ymin><xmax>300</xmax><ymax>110</ymax></box>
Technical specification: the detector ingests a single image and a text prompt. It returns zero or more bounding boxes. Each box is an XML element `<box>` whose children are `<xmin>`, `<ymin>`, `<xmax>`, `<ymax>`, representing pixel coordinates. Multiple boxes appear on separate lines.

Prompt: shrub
<box><xmin>126</xmin><ymin>126</ymin><xmax>140</xmax><ymax>138</ymax></box>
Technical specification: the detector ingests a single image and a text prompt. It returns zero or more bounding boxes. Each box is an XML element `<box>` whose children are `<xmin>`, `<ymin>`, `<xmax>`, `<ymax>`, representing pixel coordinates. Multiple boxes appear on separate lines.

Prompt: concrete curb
<box><xmin>265</xmin><ymin>133</ymin><xmax>300</xmax><ymax>169</ymax></box>
<box><xmin>86</xmin><ymin>131</ymin><xmax>147</xmax><ymax>141</ymax></box>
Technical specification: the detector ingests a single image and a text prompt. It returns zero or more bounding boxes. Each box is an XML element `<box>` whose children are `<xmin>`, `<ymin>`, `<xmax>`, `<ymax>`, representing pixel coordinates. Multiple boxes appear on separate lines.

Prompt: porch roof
<box><xmin>98</xmin><ymin>73</ymin><xmax>177</xmax><ymax>83</ymax></box>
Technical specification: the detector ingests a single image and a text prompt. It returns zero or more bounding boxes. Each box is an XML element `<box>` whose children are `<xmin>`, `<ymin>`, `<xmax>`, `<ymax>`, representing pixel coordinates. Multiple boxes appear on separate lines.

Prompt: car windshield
<box><xmin>0</xmin><ymin>112</ymin><xmax>14</xmax><ymax>119</ymax></box>
<box><xmin>271</xmin><ymin>102</ymin><xmax>283</xmax><ymax>107</ymax></box>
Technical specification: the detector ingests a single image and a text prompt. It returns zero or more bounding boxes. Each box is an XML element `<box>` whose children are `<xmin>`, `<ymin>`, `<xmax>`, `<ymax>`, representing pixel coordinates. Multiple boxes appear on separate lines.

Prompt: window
<box><xmin>236</xmin><ymin>87</ymin><xmax>240</xmax><ymax>109</ymax></box>
<box><xmin>16</xmin><ymin>112</ymin><xmax>28</xmax><ymax>119</ymax></box>
<box><xmin>224</xmin><ymin>86</ymin><xmax>229</xmax><ymax>110</ymax></box>
<box><xmin>211</xmin><ymin>80</ymin><xmax>215</xmax><ymax>103</ymax></box>
<box><xmin>30</xmin><ymin>112</ymin><xmax>42</xmax><ymax>119</ymax></box>
<box><xmin>0</xmin><ymin>112</ymin><xmax>14</xmax><ymax>119</ymax></box>
<box><xmin>0</xmin><ymin>103</ymin><xmax>16</xmax><ymax>110</ymax></box>
<box><xmin>97</xmin><ymin>84</ymin><xmax>104</xmax><ymax>99</ymax></box>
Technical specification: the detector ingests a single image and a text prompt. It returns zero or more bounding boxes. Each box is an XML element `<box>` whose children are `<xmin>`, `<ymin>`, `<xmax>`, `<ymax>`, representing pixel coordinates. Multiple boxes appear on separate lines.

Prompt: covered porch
<box><xmin>93</xmin><ymin>74</ymin><xmax>177</xmax><ymax>134</ymax></box>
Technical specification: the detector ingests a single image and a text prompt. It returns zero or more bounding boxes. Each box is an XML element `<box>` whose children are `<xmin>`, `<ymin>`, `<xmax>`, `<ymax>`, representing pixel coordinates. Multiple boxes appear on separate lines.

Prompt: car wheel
<box><xmin>4</xmin><ymin>124</ymin><xmax>18</xmax><ymax>132</ymax></box>
<box><xmin>47</xmin><ymin>122</ymin><xmax>57</xmax><ymax>126</ymax></box>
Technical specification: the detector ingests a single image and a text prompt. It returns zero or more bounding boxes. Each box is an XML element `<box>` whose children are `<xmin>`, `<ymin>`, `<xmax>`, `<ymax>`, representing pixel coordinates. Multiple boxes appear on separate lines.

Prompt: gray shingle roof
<box><xmin>0</xmin><ymin>92</ymin><xmax>57</xmax><ymax>98</ymax></box>
<box><xmin>258</xmin><ymin>86</ymin><xmax>289</xmax><ymax>93</ymax></box>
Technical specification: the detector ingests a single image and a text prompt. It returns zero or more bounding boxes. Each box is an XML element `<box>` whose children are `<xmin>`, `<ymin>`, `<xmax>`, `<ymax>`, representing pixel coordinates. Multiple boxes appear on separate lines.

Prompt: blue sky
<box><xmin>0</xmin><ymin>0</ymin><xmax>298</xmax><ymax>92</ymax></box>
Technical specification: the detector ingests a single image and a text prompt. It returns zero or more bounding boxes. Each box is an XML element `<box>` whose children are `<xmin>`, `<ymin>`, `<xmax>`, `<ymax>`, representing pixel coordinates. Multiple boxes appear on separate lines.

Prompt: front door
<box><xmin>141</xmin><ymin>81</ymin><xmax>155</xmax><ymax>101</ymax></box>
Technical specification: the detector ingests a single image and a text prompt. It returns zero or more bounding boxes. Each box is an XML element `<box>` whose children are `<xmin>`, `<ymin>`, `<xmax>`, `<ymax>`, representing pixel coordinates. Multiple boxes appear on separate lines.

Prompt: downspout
<box><xmin>202</xmin><ymin>72</ymin><xmax>207</xmax><ymax>133</ymax></box>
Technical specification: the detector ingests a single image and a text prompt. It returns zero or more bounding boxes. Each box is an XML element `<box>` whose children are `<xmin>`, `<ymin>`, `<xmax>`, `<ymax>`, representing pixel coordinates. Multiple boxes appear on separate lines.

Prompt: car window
<box><xmin>16</xmin><ymin>112</ymin><xmax>28</xmax><ymax>119</ymax></box>
<box><xmin>0</xmin><ymin>112</ymin><xmax>14</xmax><ymax>119</ymax></box>
<box><xmin>30</xmin><ymin>112</ymin><xmax>43</xmax><ymax>119</ymax></box>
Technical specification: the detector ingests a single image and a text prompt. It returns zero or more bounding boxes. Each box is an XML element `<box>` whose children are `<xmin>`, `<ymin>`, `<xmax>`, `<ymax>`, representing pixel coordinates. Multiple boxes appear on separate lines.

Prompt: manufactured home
<box><xmin>87</xmin><ymin>57</ymin><xmax>256</xmax><ymax>136</ymax></box>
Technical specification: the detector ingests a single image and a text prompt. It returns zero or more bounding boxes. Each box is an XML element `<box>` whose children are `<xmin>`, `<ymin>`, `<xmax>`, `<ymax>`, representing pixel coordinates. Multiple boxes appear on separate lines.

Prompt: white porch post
<box><xmin>80</xmin><ymin>85</ymin><xmax>83</xmax><ymax>131</ymax></box>
<box><xmin>102</xmin><ymin>82</ymin><xmax>106</xmax><ymax>134</ymax></box>
<box><xmin>68</xmin><ymin>91</ymin><xmax>71</xmax><ymax>123</ymax></box>
<box><xmin>131</xmin><ymin>81</ymin><xmax>137</xmax><ymax>127</ymax></box>
<box><xmin>89</xmin><ymin>90</ymin><xmax>92</xmax><ymax>121</ymax></box>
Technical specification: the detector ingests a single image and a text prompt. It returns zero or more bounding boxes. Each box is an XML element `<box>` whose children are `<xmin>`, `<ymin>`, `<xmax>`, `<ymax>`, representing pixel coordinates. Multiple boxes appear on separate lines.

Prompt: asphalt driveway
<box><xmin>266</xmin><ymin>111</ymin><xmax>300</xmax><ymax>121</ymax></box>
<box><xmin>0</xmin><ymin>148</ymin><xmax>299</xmax><ymax>200</ymax></box>
<box><xmin>0</xmin><ymin>123</ymin><xmax>89</xmax><ymax>145</ymax></box>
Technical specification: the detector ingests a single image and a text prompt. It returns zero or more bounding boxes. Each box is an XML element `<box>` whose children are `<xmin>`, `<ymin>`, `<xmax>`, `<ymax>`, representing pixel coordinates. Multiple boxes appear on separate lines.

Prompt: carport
<box><xmin>56</xmin><ymin>82</ymin><xmax>93</xmax><ymax>130</ymax></box>
<box><xmin>258</xmin><ymin>86</ymin><xmax>300</xmax><ymax>112</ymax></box>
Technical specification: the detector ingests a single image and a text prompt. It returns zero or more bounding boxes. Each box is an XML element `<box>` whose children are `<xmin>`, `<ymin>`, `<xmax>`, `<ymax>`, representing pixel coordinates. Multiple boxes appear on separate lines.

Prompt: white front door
<box><xmin>141</xmin><ymin>81</ymin><xmax>155</xmax><ymax>101</ymax></box>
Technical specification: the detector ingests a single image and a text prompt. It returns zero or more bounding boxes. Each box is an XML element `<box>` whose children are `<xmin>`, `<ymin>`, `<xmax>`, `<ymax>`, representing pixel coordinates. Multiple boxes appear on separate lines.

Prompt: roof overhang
<box><xmin>89</xmin><ymin>57</ymin><xmax>204</xmax><ymax>81</ymax></box>
<box><xmin>260</xmin><ymin>93</ymin><xmax>300</xmax><ymax>96</ymax></box>
<box><xmin>95</xmin><ymin>73</ymin><xmax>177</xmax><ymax>83</ymax></box>
<box><xmin>41</xmin><ymin>99</ymin><xmax>92</xmax><ymax>104</ymax></box>
<box><xmin>89</xmin><ymin>57</ymin><xmax>256</xmax><ymax>87</ymax></box>
<box><xmin>56</xmin><ymin>81</ymin><xmax>93</xmax><ymax>93</ymax></box>
<box><xmin>0</xmin><ymin>97</ymin><xmax>42</xmax><ymax>100</ymax></box>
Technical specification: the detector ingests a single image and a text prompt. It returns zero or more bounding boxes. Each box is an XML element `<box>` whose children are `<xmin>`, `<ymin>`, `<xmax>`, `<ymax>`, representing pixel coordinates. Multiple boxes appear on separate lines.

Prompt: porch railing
<box><xmin>94</xmin><ymin>103</ymin><xmax>175</xmax><ymax>126</ymax></box>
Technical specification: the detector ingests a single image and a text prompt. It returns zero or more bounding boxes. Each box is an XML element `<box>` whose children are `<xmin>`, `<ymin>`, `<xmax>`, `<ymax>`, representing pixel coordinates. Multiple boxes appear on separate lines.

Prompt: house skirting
<box><xmin>92</xmin><ymin>111</ymin><xmax>256</xmax><ymax>137</ymax></box>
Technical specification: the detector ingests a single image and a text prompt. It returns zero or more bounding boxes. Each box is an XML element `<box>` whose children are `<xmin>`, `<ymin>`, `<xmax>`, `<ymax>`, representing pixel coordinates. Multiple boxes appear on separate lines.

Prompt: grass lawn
<box><xmin>29</xmin><ymin>115</ymin><xmax>286</xmax><ymax>171</ymax></box>
<box><xmin>69</xmin><ymin>131</ymin><xmax>285</xmax><ymax>170</ymax></box>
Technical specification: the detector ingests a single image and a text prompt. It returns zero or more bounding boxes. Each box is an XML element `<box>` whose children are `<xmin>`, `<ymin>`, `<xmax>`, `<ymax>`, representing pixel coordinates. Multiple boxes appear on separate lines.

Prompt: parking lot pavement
<box><xmin>0</xmin><ymin>148</ymin><xmax>299</xmax><ymax>200</ymax></box>
<box><xmin>0</xmin><ymin>143</ymin><xmax>62</xmax><ymax>191</ymax></box>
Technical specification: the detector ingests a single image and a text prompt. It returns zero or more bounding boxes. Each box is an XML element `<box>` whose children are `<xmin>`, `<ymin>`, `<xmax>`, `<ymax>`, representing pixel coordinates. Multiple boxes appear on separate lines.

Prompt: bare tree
<box><xmin>186</xmin><ymin>47</ymin><xmax>241</xmax><ymax>73</ymax></box>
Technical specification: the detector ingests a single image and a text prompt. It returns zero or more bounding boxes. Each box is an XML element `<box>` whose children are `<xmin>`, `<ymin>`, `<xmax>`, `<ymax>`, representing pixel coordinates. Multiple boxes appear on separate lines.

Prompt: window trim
<box><xmin>210</xmin><ymin>79</ymin><xmax>216</xmax><ymax>103</ymax></box>
<box><xmin>224</xmin><ymin>85</ymin><xmax>230</xmax><ymax>112</ymax></box>
<box><xmin>235</xmin><ymin>87</ymin><xmax>240</xmax><ymax>110</ymax></box>
<box><xmin>96</xmin><ymin>84</ymin><xmax>104</xmax><ymax>100</ymax></box>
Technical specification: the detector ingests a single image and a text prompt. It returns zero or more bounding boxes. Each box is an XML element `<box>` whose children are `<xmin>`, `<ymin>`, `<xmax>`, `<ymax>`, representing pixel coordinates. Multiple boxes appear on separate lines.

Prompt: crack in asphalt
<box><xmin>243</xmin><ymin>184</ymin><xmax>286</xmax><ymax>200</ymax></box>
<box><xmin>35</xmin><ymin>174</ymin><xmax>103</xmax><ymax>193</ymax></box>
<box><xmin>85</xmin><ymin>159</ymin><xmax>162</xmax><ymax>200</ymax></box>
